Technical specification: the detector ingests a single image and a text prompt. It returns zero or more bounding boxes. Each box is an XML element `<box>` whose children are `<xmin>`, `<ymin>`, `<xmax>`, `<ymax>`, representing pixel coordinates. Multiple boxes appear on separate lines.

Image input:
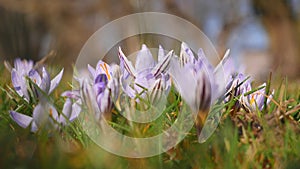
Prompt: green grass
<box><xmin>1</xmin><ymin>64</ymin><xmax>300</xmax><ymax>169</ymax></box>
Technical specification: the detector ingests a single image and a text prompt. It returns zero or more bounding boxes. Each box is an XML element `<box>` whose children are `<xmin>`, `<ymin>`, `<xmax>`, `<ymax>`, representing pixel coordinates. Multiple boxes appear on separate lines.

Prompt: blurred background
<box><xmin>0</xmin><ymin>0</ymin><xmax>299</xmax><ymax>79</ymax></box>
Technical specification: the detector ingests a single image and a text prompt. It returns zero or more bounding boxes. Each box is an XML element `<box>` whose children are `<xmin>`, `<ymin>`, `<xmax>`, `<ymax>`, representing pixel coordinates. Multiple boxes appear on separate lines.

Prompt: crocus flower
<box><xmin>11</xmin><ymin>59</ymin><xmax>34</xmax><ymax>100</ymax></box>
<box><xmin>222</xmin><ymin>73</ymin><xmax>252</xmax><ymax>113</ymax></box>
<box><xmin>68</xmin><ymin>60</ymin><xmax>120</xmax><ymax>120</ymax></box>
<box><xmin>225</xmin><ymin>73</ymin><xmax>250</xmax><ymax>100</ymax></box>
<box><xmin>240</xmin><ymin>83</ymin><xmax>273</xmax><ymax>112</ymax></box>
<box><xmin>10</xmin><ymin>100</ymin><xmax>59</xmax><ymax>132</ymax></box>
<box><xmin>59</xmin><ymin>98</ymin><xmax>81</xmax><ymax>125</ymax></box>
<box><xmin>10</xmin><ymin>96</ymin><xmax>81</xmax><ymax>132</ymax></box>
<box><xmin>9</xmin><ymin>58</ymin><xmax>65</xmax><ymax>131</ymax></box>
<box><xmin>118</xmin><ymin>45</ymin><xmax>173</xmax><ymax>103</ymax></box>
<box><xmin>11</xmin><ymin>58</ymin><xmax>64</xmax><ymax>101</ymax></box>
<box><xmin>169</xmin><ymin>42</ymin><xmax>232</xmax><ymax>137</ymax></box>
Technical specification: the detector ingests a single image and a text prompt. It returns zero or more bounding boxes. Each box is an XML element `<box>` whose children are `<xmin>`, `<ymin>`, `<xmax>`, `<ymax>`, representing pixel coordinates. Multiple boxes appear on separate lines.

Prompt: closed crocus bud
<box><xmin>80</xmin><ymin>78</ymin><xmax>101</xmax><ymax>119</ymax></box>
<box><xmin>170</xmin><ymin>46</ymin><xmax>212</xmax><ymax>137</ymax></box>
<box><xmin>170</xmin><ymin>42</ymin><xmax>232</xmax><ymax>140</ymax></box>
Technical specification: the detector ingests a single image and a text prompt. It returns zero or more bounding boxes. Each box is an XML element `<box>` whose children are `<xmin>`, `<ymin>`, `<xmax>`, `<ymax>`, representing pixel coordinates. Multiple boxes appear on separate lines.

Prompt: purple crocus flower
<box><xmin>118</xmin><ymin>44</ymin><xmax>173</xmax><ymax>103</ymax></box>
<box><xmin>11</xmin><ymin>58</ymin><xmax>64</xmax><ymax>101</ymax></box>
<box><xmin>169</xmin><ymin>42</ymin><xmax>232</xmax><ymax>136</ymax></box>
<box><xmin>10</xmin><ymin>95</ymin><xmax>80</xmax><ymax>132</ymax></box>
<box><xmin>9</xmin><ymin>58</ymin><xmax>65</xmax><ymax>131</ymax></box>
<box><xmin>59</xmin><ymin>98</ymin><xmax>82</xmax><ymax>125</ymax></box>
<box><xmin>225</xmin><ymin>73</ymin><xmax>250</xmax><ymax>100</ymax></box>
<box><xmin>73</xmin><ymin>60</ymin><xmax>120</xmax><ymax>120</ymax></box>
<box><xmin>10</xmin><ymin>100</ymin><xmax>59</xmax><ymax>132</ymax></box>
<box><xmin>170</xmin><ymin>42</ymin><xmax>233</xmax><ymax>112</ymax></box>
<box><xmin>240</xmin><ymin>83</ymin><xmax>273</xmax><ymax>112</ymax></box>
<box><xmin>223</xmin><ymin>73</ymin><xmax>252</xmax><ymax>112</ymax></box>
<box><xmin>225</xmin><ymin>71</ymin><xmax>274</xmax><ymax>112</ymax></box>
<box><xmin>11</xmin><ymin>59</ymin><xmax>34</xmax><ymax>100</ymax></box>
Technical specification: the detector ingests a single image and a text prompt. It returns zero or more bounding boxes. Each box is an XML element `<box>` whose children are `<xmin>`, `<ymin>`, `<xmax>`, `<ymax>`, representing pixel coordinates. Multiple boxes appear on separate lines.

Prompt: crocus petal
<box><xmin>14</xmin><ymin>59</ymin><xmax>22</xmax><ymax>71</ymax></box>
<box><xmin>158</xmin><ymin>45</ymin><xmax>165</xmax><ymax>62</ymax></box>
<box><xmin>109</xmin><ymin>64</ymin><xmax>121</xmax><ymax>79</ymax></box>
<box><xmin>69</xmin><ymin>100</ymin><xmax>81</xmax><ymax>122</ymax></box>
<box><xmin>169</xmin><ymin>58</ymin><xmax>198</xmax><ymax>112</ymax></box>
<box><xmin>14</xmin><ymin>59</ymin><xmax>34</xmax><ymax>75</ymax></box>
<box><xmin>31</xmin><ymin>122</ymin><xmax>38</xmax><ymax>132</ymax></box>
<box><xmin>97</xmin><ymin>89</ymin><xmax>112</xmax><ymax>116</ymax></box>
<box><xmin>32</xmin><ymin>103</ymin><xmax>48</xmax><ymax>126</ymax></box>
<box><xmin>11</xmin><ymin>69</ymin><xmax>20</xmax><ymax>88</ymax></box>
<box><xmin>213</xmin><ymin>49</ymin><xmax>232</xmax><ymax>99</ymax></box>
<box><xmin>49</xmin><ymin>68</ymin><xmax>64</xmax><ymax>94</ymax></box>
<box><xmin>121</xmin><ymin>80</ymin><xmax>136</xmax><ymax>98</ymax></box>
<box><xmin>61</xmin><ymin>90</ymin><xmax>81</xmax><ymax>99</ymax></box>
<box><xmin>40</xmin><ymin>67</ymin><xmax>51</xmax><ymax>93</ymax></box>
<box><xmin>149</xmin><ymin>78</ymin><xmax>163</xmax><ymax>103</ymax></box>
<box><xmin>118</xmin><ymin>47</ymin><xmax>136</xmax><ymax>77</ymax></box>
<box><xmin>87</xmin><ymin>64</ymin><xmax>96</xmax><ymax>79</ymax></box>
<box><xmin>195</xmin><ymin>71</ymin><xmax>212</xmax><ymax>111</ymax></box>
<box><xmin>214</xmin><ymin>49</ymin><xmax>231</xmax><ymax>75</ymax></box>
<box><xmin>96</xmin><ymin>61</ymin><xmax>114</xmax><ymax>81</ymax></box>
<box><xmin>196</xmin><ymin>48</ymin><xmax>214</xmax><ymax>74</ymax></box>
<box><xmin>60</xmin><ymin>98</ymin><xmax>72</xmax><ymax>124</ymax></box>
<box><xmin>10</xmin><ymin>111</ymin><xmax>32</xmax><ymax>128</ymax></box>
<box><xmin>179</xmin><ymin>42</ymin><xmax>195</xmax><ymax>66</ymax></box>
<box><xmin>11</xmin><ymin>69</ymin><xmax>25</xmax><ymax>97</ymax></box>
<box><xmin>135</xmin><ymin>44</ymin><xmax>156</xmax><ymax>72</ymax></box>
<box><xmin>256</xmin><ymin>85</ymin><xmax>266</xmax><ymax>110</ymax></box>
<box><xmin>32</xmin><ymin>101</ymin><xmax>59</xmax><ymax>127</ymax></box>
<box><xmin>49</xmin><ymin>104</ymin><xmax>59</xmax><ymax>121</ymax></box>
<box><xmin>151</xmin><ymin>50</ymin><xmax>173</xmax><ymax>77</ymax></box>
<box><xmin>28</xmin><ymin>69</ymin><xmax>42</xmax><ymax>86</ymax></box>
<box><xmin>81</xmin><ymin>79</ymin><xmax>100</xmax><ymax>115</ymax></box>
<box><xmin>107</xmin><ymin>78</ymin><xmax>119</xmax><ymax>101</ymax></box>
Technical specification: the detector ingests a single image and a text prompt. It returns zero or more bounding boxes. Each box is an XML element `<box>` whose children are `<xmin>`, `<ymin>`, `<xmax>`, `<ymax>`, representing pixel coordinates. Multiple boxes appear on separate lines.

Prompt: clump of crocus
<box><xmin>62</xmin><ymin>59</ymin><xmax>119</xmax><ymax>121</ymax></box>
<box><xmin>225</xmin><ymin>72</ymin><xmax>273</xmax><ymax>112</ymax></box>
<box><xmin>9</xmin><ymin>58</ymin><xmax>65</xmax><ymax>132</ymax></box>
<box><xmin>118</xmin><ymin>45</ymin><xmax>172</xmax><ymax>104</ymax></box>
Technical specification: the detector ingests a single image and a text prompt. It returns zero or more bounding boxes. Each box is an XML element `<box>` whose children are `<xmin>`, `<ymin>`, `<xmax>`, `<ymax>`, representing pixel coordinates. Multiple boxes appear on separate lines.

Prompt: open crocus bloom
<box><xmin>11</xmin><ymin>58</ymin><xmax>64</xmax><ymax>101</ymax></box>
<box><xmin>118</xmin><ymin>45</ymin><xmax>173</xmax><ymax>103</ymax></box>
<box><xmin>9</xmin><ymin>58</ymin><xmax>65</xmax><ymax>132</ymax></box>
<box><xmin>10</xmin><ymin>98</ymin><xmax>80</xmax><ymax>132</ymax></box>
<box><xmin>240</xmin><ymin>83</ymin><xmax>274</xmax><ymax>112</ymax></box>
<box><xmin>79</xmin><ymin>60</ymin><xmax>120</xmax><ymax>120</ymax></box>
<box><xmin>10</xmin><ymin>100</ymin><xmax>57</xmax><ymax>132</ymax></box>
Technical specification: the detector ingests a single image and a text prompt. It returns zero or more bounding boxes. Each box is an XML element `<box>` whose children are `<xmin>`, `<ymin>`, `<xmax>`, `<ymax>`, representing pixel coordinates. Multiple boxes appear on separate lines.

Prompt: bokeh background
<box><xmin>0</xmin><ymin>0</ymin><xmax>300</xmax><ymax>79</ymax></box>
